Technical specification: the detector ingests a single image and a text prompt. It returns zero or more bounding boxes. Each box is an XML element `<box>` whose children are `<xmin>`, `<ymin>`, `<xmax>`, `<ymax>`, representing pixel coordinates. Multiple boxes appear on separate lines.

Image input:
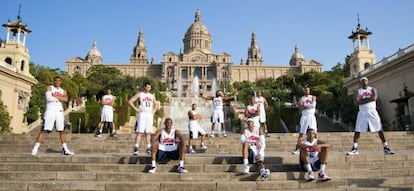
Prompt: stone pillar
<box><xmin>409</xmin><ymin>97</ymin><xmax>414</xmax><ymax>129</ymax></box>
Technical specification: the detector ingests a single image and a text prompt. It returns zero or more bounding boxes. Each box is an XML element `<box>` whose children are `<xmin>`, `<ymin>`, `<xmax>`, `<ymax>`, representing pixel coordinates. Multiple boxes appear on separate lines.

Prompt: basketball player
<box><xmin>95</xmin><ymin>88</ymin><xmax>117</xmax><ymax>137</ymax></box>
<box><xmin>346</xmin><ymin>77</ymin><xmax>394</xmax><ymax>155</ymax></box>
<box><xmin>240</xmin><ymin>118</ymin><xmax>270</xmax><ymax>181</ymax></box>
<box><xmin>128</xmin><ymin>82</ymin><xmax>158</xmax><ymax>155</ymax></box>
<box><xmin>299</xmin><ymin>128</ymin><xmax>331</xmax><ymax>181</ymax></box>
<box><xmin>292</xmin><ymin>84</ymin><xmax>317</xmax><ymax>155</ymax></box>
<box><xmin>255</xmin><ymin>92</ymin><xmax>269</xmax><ymax>137</ymax></box>
<box><xmin>31</xmin><ymin>76</ymin><xmax>74</xmax><ymax>156</ymax></box>
<box><xmin>148</xmin><ymin>118</ymin><xmax>188</xmax><ymax>173</ymax></box>
<box><xmin>201</xmin><ymin>90</ymin><xmax>236</xmax><ymax>137</ymax></box>
<box><xmin>245</xmin><ymin>96</ymin><xmax>260</xmax><ymax>128</ymax></box>
<box><xmin>188</xmin><ymin>103</ymin><xmax>208</xmax><ymax>154</ymax></box>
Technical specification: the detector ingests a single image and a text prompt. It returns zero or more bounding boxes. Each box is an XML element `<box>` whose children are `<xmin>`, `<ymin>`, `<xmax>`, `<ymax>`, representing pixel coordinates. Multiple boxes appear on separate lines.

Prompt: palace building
<box><xmin>66</xmin><ymin>10</ymin><xmax>322</xmax><ymax>94</ymax></box>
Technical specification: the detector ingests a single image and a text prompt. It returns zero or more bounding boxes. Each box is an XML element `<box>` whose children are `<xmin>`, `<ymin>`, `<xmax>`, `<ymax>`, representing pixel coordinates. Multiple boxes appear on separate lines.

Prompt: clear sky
<box><xmin>1</xmin><ymin>0</ymin><xmax>413</xmax><ymax>72</ymax></box>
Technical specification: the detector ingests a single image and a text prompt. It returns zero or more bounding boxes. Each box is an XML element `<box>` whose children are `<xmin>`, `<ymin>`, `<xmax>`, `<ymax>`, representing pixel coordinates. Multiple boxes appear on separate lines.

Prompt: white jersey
<box><xmin>158</xmin><ymin>128</ymin><xmax>177</xmax><ymax>152</ymax></box>
<box><xmin>358</xmin><ymin>87</ymin><xmax>376</xmax><ymax>111</ymax></box>
<box><xmin>254</xmin><ymin>96</ymin><xmax>266</xmax><ymax>113</ymax></box>
<box><xmin>46</xmin><ymin>86</ymin><xmax>64</xmax><ymax>112</ymax></box>
<box><xmin>102</xmin><ymin>94</ymin><xmax>115</xmax><ymax>109</ymax></box>
<box><xmin>304</xmin><ymin>138</ymin><xmax>319</xmax><ymax>164</ymax></box>
<box><xmin>301</xmin><ymin>95</ymin><xmax>316</xmax><ymax>116</ymax></box>
<box><xmin>243</xmin><ymin>127</ymin><xmax>260</xmax><ymax>144</ymax></box>
<box><xmin>246</xmin><ymin>104</ymin><xmax>260</xmax><ymax>127</ymax></box>
<box><xmin>139</xmin><ymin>92</ymin><xmax>155</xmax><ymax>113</ymax></box>
<box><xmin>212</xmin><ymin>97</ymin><xmax>224</xmax><ymax>111</ymax></box>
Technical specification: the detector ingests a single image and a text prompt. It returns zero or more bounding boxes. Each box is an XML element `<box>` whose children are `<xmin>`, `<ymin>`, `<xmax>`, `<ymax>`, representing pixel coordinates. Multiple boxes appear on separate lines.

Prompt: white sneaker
<box><xmin>62</xmin><ymin>149</ymin><xmax>75</xmax><ymax>156</ymax></box>
<box><xmin>222</xmin><ymin>131</ymin><xmax>227</xmax><ymax>137</ymax></box>
<box><xmin>291</xmin><ymin>149</ymin><xmax>300</xmax><ymax>155</ymax></box>
<box><xmin>242</xmin><ymin>164</ymin><xmax>250</xmax><ymax>174</ymax></box>
<box><xmin>307</xmin><ymin>172</ymin><xmax>315</xmax><ymax>181</ymax></box>
<box><xmin>200</xmin><ymin>145</ymin><xmax>208</xmax><ymax>150</ymax></box>
<box><xmin>148</xmin><ymin>166</ymin><xmax>157</xmax><ymax>173</ymax></box>
<box><xmin>132</xmin><ymin>147</ymin><xmax>139</xmax><ymax>155</ymax></box>
<box><xmin>259</xmin><ymin>168</ymin><xmax>270</xmax><ymax>181</ymax></box>
<box><xmin>146</xmin><ymin>147</ymin><xmax>151</xmax><ymax>155</ymax></box>
<box><xmin>188</xmin><ymin>148</ymin><xmax>196</xmax><ymax>154</ymax></box>
<box><xmin>210</xmin><ymin>133</ymin><xmax>215</xmax><ymax>138</ymax></box>
<box><xmin>31</xmin><ymin>148</ymin><xmax>38</xmax><ymax>156</ymax></box>
<box><xmin>177</xmin><ymin>166</ymin><xmax>188</xmax><ymax>173</ymax></box>
<box><xmin>346</xmin><ymin>147</ymin><xmax>359</xmax><ymax>155</ymax></box>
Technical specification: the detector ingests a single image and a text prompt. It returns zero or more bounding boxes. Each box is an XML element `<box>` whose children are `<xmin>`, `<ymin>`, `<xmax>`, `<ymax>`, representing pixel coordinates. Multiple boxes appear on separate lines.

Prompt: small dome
<box><xmin>86</xmin><ymin>41</ymin><xmax>102</xmax><ymax>63</ymax></box>
<box><xmin>289</xmin><ymin>44</ymin><xmax>305</xmax><ymax>66</ymax></box>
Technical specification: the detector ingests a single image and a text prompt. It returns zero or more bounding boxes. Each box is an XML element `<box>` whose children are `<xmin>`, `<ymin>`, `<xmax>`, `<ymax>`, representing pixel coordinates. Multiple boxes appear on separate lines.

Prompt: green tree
<box><xmin>0</xmin><ymin>90</ymin><xmax>11</xmax><ymax>134</ymax></box>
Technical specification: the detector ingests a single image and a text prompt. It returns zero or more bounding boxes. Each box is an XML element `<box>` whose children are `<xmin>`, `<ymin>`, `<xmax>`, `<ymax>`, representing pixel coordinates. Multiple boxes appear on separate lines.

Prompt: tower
<box><xmin>246</xmin><ymin>32</ymin><xmax>263</xmax><ymax>66</ymax></box>
<box><xmin>348</xmin><ymin>15</ymin><xmax>376</xmax><ymax>78</ymax></box>
<box><xmin>0</xmin><ymin>6</ymin><xmax>38</xmax><ymax>133</ymax></box>
<box><xmin>289</xmin><ymin>44</ymin><xmax>305</xmax><ymax>67</ymax></box>
<box><xmin>130</xmin><ymin>30</ymin><xmax>148</xmax><ymax>64</ymax></box>
<box><xmin>0</xmin><ymin>8</ymin><xmax>32</xmax><ymax>77</ymax></box>
<box><xmin>85</xmin><ymin>41</ymin><xmax>103</xmax><ymax>64</ymax></box>
<box><xmin>183</xmin><ymin>10</ymin><xmax>212</xmax><ymax>54</ymax></box>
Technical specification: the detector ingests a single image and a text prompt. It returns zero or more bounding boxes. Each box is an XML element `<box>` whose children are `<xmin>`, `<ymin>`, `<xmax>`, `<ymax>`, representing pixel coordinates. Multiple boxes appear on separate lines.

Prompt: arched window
<box><xmin>364</xmin><ymin>63</ymin><xmax>370</xmax><ymax>69</ymax></box>
<box><xmin>20</xmin><ymin>60</ymin><xmax>25</xmax><ymax>71</ymax></box>
<box><xmin>181</xmin><ymin>69</ymin><xmax>188</xmax><ymax>79</ymax></box>
<box><xmin>5</xmin><ymin>57</ymin><xmax>12</xmax><ymax>65</ymax></box>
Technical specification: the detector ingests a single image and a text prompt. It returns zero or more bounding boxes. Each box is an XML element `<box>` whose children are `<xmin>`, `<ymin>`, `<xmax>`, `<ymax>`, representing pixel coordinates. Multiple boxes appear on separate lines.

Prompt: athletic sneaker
<box><xmin>188</xmin><ymin>148</ymin><xmax>196</xmax><ymax>154</ymax></box>
<box><xmin>384</xmin><ymin>147</ymin><xmax>395</xmax><ymax>155</ymax></box>
<box><xmin>210</xmin><ymin>133</ymin><xmax>215</xmax><ymax>138</ymax></box>
<box><xmin>132</xmin><ymin>146</ymin><xmax>139</xmax><ymax>155</ymax></box>
<box><xmin>318</xmin><ymin>173</ymin><xmax>331</xmax><ymax>181</ymax></box>
<box><xmin>148</xmin><ymin>166</ymin><xmax>157</xmax><ymax>173</ymax></box>
<box><xmin>200</xmin><ymin>145</ymin><xmax>208</xmax><ymax>150</ymax></box>
<box><xmin>222</xmin><ymin>131</ymin><xmax>227</xmax><ymax>137</ymax></box>
<box><xmin>146</xmin><ymin>147</ymin><xmax>151</xmax><ymax>155</ymax></box>
<box><xmin>242</xmin><ymin>164</ymin><xmax>250</xmax><ymax>174</ymax></box>
<box><xmin>62</xmin><ymin>148</ymin><xmax>75</xmax><ymax>156</ymax></box>
<box><xmin>110</xmin><ymin>132</ymin><xmax>117</xmax><ymax>138</ymax></box>
<box><xmin>259</xmin><ymin>168</ymin><xmax>270</xmax><ymax>181</ymax></box>
<box><xmin>291</xmin><ymin>149</ymin><xmax>300</xmax><ymax>155</ymax></box>
<box><xmin>95</xmin><ymin>131</ymin><xmax>102</xmax><ymax>138</ymax></box>
<box><xmin>31</xmin><ymin>148</ymin><xmax>38</xmax><ymax>156</ymax></box>
<box><xmin>177</xmin><ymin>166</ymin><xmax>188</xmax><ymax>173</ymax></box>
<box><xmin>346</xmin><ymin>147</ymin><xmax>359</xmax><ymax>155</ymax></box>
<box><xmin>307</xmin><ymin>172</ymin><xmax>315</xmax><ymax>181</ymax></box>
<box><xmin>265</xmin><ymin>133</ymin><xmax>270</xmax><ymax>137</ymax></box>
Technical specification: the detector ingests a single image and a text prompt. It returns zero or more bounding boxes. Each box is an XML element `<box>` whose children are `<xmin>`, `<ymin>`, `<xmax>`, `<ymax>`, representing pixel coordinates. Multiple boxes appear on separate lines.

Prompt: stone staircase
<box><xmin>0</xmin><ymin>131</ymin><xmax>413</xmax><ymax>190</ymax></box>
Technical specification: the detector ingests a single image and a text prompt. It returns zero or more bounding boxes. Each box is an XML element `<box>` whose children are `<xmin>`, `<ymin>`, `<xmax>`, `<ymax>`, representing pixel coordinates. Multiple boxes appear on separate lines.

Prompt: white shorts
<box><xmin>135</xmin><ymin>112</ymin><xmax>154</xmax><ymax>134</ymax></box>
<box><xmin>249</xmin><ymin>145</ymin><xmax>265</xmax><ymax>163</ymax></box>
<box><xmin>43</xmin><ymin>109</ymin><xmax>65</xmax><ymax>131</ymax></box>
<box><xmin>259</xmin><ymin>111</ymin><xmax>266</xmax><ymax>123</ymax></box>
<box><xmin>100</xmin><ymin>107</ymin><xmax>114</xmax><ymax>122</ymax></box>
<box><xmin>355</xmin><ymin>109</ymin><xmax>382</xmax><ymax>132</ymax></box>
<box><xmin>189</xmin><ymin>121</ymin><xmax>206</xmax><ymax>139</ymax></box>
<box><xmin>299</xmin><ymin>114</ymin><xmax>317</xmax><ymax>134</ymax></box>
<box><xmin>211</xmin><ymin>110</ymin><xmax>224</xmax><ymax>124</ymax></box>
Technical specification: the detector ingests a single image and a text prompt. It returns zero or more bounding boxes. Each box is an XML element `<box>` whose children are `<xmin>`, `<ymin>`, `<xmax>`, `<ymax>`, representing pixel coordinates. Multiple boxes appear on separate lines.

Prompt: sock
<box><xmin>179</xmin><ymin>160</ymin><xmax>184</xmax><ymax>167</ymax></box>
<box><xmin>99</xmin><ymin>129</ymin><xmax>102</xmax><ymax>133</ymax></box>
<box><xmin>146</xmin><ymin>144</ymin><xmax>151</xmax><ymax>149</ymax></box>
<box><xmin>201</xmin><ymin>142</ymin><xmax>205</xmax><ymax>146</ymax></box>
<box><xmin>62</xmin><ymin>143</ymin><xmax>69</xmax><ymax>151</ymax></box>
<box><xmin>305</xmin><ymin>164</ymin><xmax>313</xmax><ymax>173</ymax></box>
<box><xmin>383</xmin><ymin>142</ymin><xmax>388</xmax><ymax>147</ymax></box>
<box><xmin>151</xmin><ymin>160</ymin><xmax>156</xmax><ymax>167</ymax></box>
<box><xmin>352</xmin><ymin>143</ymin><xmax>358</xmax><ymax>148</ymax></box>
<box><xmin>189</xmin><ymin>145</ymin><xmax>193</xmax><ymax>150</ymax></box>
<box><xmin>320</xmin><ymin>164</ymin><xmax>326</xmax><ymax>174</ymax></box>
<box><xmin>33</xmin><ymin>142</ymin><xmax>40</xmax><ymax>149</ymax></box>
<box><xmin>134</xmin><ymin>144</ymin><xmax>139</xmax><ymax>148</ymax></box>
<box><xmin>243</xmin><ymin>159</ymin><xmax>249</xmax><ymax>165</ymax></box>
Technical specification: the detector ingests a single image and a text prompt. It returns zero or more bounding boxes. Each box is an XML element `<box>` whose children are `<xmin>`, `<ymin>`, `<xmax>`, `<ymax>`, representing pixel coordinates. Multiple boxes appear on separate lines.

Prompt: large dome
<box><xmin>85</xmin><ymin>41</ymin><xmax>102</xmax><ymax>63</ymax></box>
<box><xmin>183</xmin><ymin>10</ymin><xmax>212</xmax><ymax>54</ymax></box>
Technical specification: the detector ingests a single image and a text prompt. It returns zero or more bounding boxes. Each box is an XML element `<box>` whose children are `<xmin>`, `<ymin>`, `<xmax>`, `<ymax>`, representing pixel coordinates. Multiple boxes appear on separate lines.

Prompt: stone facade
<box><xmin>0</xmin><ymin>13</ymin><xmax>37</xmax><ymax>133</ymax></box>
<box><xmin>66</xmin><ymin>10</ymin><xmax>322</xmax><ymax>94</ymax></box>
<box><xmin>344</xmin><ymin>21</ymin><xmax>414</xmax><ymax>130</ymax></box>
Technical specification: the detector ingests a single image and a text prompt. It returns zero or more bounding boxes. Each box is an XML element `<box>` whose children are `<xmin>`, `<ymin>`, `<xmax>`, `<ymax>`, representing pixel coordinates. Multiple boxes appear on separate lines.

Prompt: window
<box><xmin>5</xmin><ymin>57</ymin><xmax>12</xmax><ymax>65</ymax></box>
<box><xmin>20</xmin><ymin>60</ymin><xmax>25</xmax><ymax>71</ymax></box>
<box><xmin>364</xmin><ymin>63</ymin><xmax>370</xmax><ymax>69</ymax></box>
